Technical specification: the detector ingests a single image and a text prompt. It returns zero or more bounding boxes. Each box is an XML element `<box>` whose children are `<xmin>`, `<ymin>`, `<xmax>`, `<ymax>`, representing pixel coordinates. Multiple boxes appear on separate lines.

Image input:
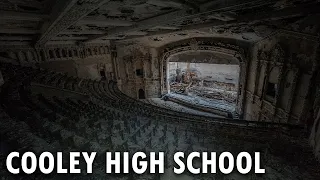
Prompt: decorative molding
<box><xmin>0</xmin><ymin>43</ymin><xmax>110</xmax><ymax>64</ymax></box>
<box><xmin>189</xmin><ymin>38</ymin><xmax>199</xmax><ymax>51</ymax></box>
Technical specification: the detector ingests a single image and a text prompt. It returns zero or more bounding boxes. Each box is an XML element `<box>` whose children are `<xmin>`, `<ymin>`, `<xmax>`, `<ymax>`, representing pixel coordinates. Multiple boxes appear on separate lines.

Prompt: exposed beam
<box><xmin>0</xmin><ymin>36</ymin><xmax>33</xmax><ymax>41</ymax></box>
<box><xmin>0</xmin><ymin>11</ymin><xmax>49</xmax><ymax>21</ymax></box>
<box><xmin>77</xmin><ymin>17</ymin><xmax>133</xmax><ymax>27</ymax></box>
<box><xmin>125</xmin><ymin>31</ymin><xmax>148</xmax><ymax>36</ymax></box>
<box><xmin>86</xmin><ymin>10</ymin><xmax>190</xmax><ymax>42</ymax></box>
<box><xmin>85</xmin><ymin>0</ymin><xmax>278</xmax><ymax>42</ymax></box>
<box><xmin>61</xmin><ymin>30</ymin><xmax>106</xmax><ymax>35</ymax></box>
<box><xmin>150</xmin><ymin>26</ymin><xmax>181</xmax><ymax>30</ymax></box>
<box><xmin>39</xmin><ymin>0</ymin><xmax>78</xmax><ymax>36</ymax></box>
<box><xmin>146</xmin><ymin>0</ymin><xmax>186</xmax><ymax>9</ymax></box>
<box><xmin>51</xmin><ymin>36</ymin><xmax>88</xmax><ymax>40</ymax></box>
<box><xmin>0</xmin><ymin>28</ymin><xmax>39</xmax><ymax>34</ymax></box>
<box><xmin>36</xmin><ymin>0</ymin><xmax>110</xmax><ymax>45</ymax></box>
<box><xmin>116</xmin><ymin>29</ymin><xmax>180</xmax><ymax>40</ymax></box>
<box><xmin>0</xmin><ymin>41</ymin><xmax>31</xmax><ymax>46</ymax></box>
<box><xmin>199</xmin><ymin>0</ymin><xmax>273</xmax><ymax>12</ymax></box>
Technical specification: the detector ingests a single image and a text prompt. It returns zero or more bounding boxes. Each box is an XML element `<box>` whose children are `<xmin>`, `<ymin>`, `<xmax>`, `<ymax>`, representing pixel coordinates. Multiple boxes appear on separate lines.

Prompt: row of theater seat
<box><xmin>1</xmin><ymin>62</ymin><xmax>318</xmax><ymax>179</ymax></box>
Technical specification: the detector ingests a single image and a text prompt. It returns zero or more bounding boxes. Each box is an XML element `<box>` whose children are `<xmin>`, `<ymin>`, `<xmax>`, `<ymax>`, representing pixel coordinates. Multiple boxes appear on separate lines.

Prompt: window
<box><xmin>136</xmin><ymin>69</ymin><xmax>143</xmax><ymax>77</ymax></box>
<box><xmin>266</xmin><ymin>82</ymin><xmax>277</xmax><ymax>98</ymax></box>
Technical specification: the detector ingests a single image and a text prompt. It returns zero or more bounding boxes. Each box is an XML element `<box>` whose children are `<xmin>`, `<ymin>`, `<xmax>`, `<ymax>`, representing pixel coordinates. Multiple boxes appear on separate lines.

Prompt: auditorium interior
<box><xmin>0</xmin><ymin>0</ymin><xmax>320</xmax><ymax>179</ymax></box>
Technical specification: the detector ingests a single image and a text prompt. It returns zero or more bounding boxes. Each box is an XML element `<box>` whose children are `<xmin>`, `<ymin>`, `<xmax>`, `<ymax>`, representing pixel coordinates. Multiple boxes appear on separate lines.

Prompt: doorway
<box><xmin>138</xmin><ymin>89</ymin><xmax>146</xmax><ymax>99</ymax></box>
<box><xmin>100</xmin><ymin>70</ymin><xmax>106</xmax><ymax>80</ymax></box>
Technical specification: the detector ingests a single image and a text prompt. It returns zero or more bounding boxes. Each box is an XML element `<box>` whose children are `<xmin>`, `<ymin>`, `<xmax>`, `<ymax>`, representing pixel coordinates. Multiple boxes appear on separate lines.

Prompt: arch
<box><xmin>49</xmin><ymin>50</ymin><xmax>54</xmax><ymax>59</ymax></box>
<box><xmin>73</xmin><ymin>50</ymin><xmax>78</xmax><ymax>57</ymax></box>
<box><xmin>264</xmin><ymin>66</ymin><xmax>280</xmax><ymax>102</ymax></box>
<box><xmin>68</xmin><ymin>50</ymin><xmax>72</xmax><ymax>57</ymax></box>
<box><xmin>138</xmin><ymin>89</ymin><xmax>146</xmax><ymax>99</ymax></box>
<box><xmin>268</xmin><ymin>66</ymin><xmax>280</xmax><ymax>84</ymax></box>
<box><xmin>8</xmin><ymin>51</ymin><xmax>19</xmax><ymax>63</ymax></box>
<box><xmin>135</xmin><ymin>59</ymin><xmax>144</xmax><ymax>77</ymax></box>
<box><xmin>159</xmin><ymin>38</ymin><xmax>248</xmax><ymax>115</ymax></box>
<box><xmin>55</xmin><ymin>49</ymin><xmax>61</xmax><ymax>58</ymax></box>
<box><xmin>88</xmin><ymin>48</ymin><xmax>93</xmax><ymax>56</ymax></box>
<box><xmin>26</xmin><ymin>51</ymin><xmax>34</xmax><ymax>62</ymax></box>
<box><xmin>62</xmin><ymin>49</ymin><xmax>67</xmax><ymax>58</ymax></box>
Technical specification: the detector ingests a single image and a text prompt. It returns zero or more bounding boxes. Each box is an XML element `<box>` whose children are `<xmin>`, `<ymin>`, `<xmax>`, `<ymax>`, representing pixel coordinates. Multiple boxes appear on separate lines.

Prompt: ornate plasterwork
<box><xmin>253</xmin><ymin>36</ymin><xmax>318</xmax><ymax>122</ymax></box>
<box><xmin>122</xmin><ymin>44</ymin><xmax>151</xmax><ymax>63</ymax></box>
<box><xmin>270</xmin><ymin>43</ymin><xmax>285</xmax><ymax>63</ymax></box>
<box><xmin>0</xmin><ymin>44</ymin><xmax>110</xmax><ymax>64</ymax></box>
<box><xmin>189</xmin><ymin>38</ymin><xmax>199</xmax><ymax>51</ymax></box>
<box><xmin>257</xmin><ymin>38</ymin><xmax>318</xmax><ymax>72</ymax></box>
<box><xmin>257</xmin><ymin>43</ymin><xmax>286</xmax><ymax>63</ymax></box>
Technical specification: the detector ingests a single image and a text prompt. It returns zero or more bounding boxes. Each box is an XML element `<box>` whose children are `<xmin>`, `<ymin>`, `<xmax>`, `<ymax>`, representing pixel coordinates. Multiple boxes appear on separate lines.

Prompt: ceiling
<box><xmin>0</xmin><ymin>0</ymin><xmax>319</xmax><ymax>47</ymax></box>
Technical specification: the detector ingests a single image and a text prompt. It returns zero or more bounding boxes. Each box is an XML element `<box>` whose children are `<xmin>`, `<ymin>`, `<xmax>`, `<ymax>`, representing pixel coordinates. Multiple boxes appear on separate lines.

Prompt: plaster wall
<box><xmin>39</xmin><ymin>54</ymin><xmax>113</xmax><ymax>80</ymax></box>
<box><xmin>75</xmin><ymin>55</ymin><xmax>113</xmax><ymax>80</ymax></box>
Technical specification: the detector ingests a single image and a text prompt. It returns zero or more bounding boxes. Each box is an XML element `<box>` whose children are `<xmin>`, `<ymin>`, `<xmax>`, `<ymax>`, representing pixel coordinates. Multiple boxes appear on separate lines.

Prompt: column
<box><xmin>273</xmin><ymin>64</ymin><xmax>285</xmax><ymax>116</ymax></box>
<box><xmin>239</xmin><ymin>61</ymin><xmax>248</xmax><ymax>116</ymax></box>
<box><xmin>53</xmin><ymin>49</ymin><xmax>57</xmax><ymax>60</ymax></box>
<box><xmin>59</xmin><ymin>49</ymin><xmax>63</xmax><ymax>58</ymax></box>
<box><xmin>41</xmin><ymin>49</ymin><xmax>48</xmax><ymax>61</ymax></box>
<box><xmin>253</xmin><ymin>60</ymin><xmax>262</xmax><ymax>97</ymax></box>
<box><xmin>150</xmin><ymin>48</ymin><xmax>157</xmax><ymax>79</ymax></box>
<box><xmin>160</xmin><ymin>59</ymin><xmax>164</xmax><ymax>94</ymax></box>
<box><xmin>261</xmin><ymin>61</ymin><xmax>271</xmax><ymax>99</ymax></box>
<box><xmin>142</xmin><ymin>58</ymin><xmax>146</xmax><ymax>79</ymax></box>
<box><xmin>125</xmin><ymin>60</ymin><xmax>129</xmax><ymax>79</ymax></box>
<box><xmin>112</xmin><ymin>51</ymin><xmax>118</xmax><ymax>81</ymax></box>
<box><xmin>285</xmin><ymin>68</ymin><xmax>300</xmax><ymax>122</ymax></box>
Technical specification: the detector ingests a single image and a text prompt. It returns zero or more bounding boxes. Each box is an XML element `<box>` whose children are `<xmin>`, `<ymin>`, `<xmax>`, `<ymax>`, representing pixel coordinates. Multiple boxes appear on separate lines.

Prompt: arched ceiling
<box><xmin>0</xmin><ymin>0</ymin><xmax>319</xmax><ymax>47</ymax></box>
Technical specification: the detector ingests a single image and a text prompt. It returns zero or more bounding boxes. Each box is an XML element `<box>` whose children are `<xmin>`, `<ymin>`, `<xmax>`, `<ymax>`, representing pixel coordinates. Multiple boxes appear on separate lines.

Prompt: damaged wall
<box><xmin>115</xmin><ymin>43</ymin><xmax>161</xmax><ymax>99</ymax></box>
<box><xmin>244</xmin><ymin>31</ymin><xmax>319</xmax><ymax>125</ymax></box>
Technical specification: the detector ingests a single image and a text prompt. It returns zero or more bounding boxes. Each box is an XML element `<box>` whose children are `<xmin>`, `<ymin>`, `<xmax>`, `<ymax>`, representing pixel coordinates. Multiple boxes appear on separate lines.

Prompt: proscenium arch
<box><xmin>158</xmin><ymin>38</ymin><xmax>249</xmax><ymax>116</ymax></box>
<box><xmin>165</xmin><ymin>50</ymin><xmax>240</xmax><ymax>93</ymax></box>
